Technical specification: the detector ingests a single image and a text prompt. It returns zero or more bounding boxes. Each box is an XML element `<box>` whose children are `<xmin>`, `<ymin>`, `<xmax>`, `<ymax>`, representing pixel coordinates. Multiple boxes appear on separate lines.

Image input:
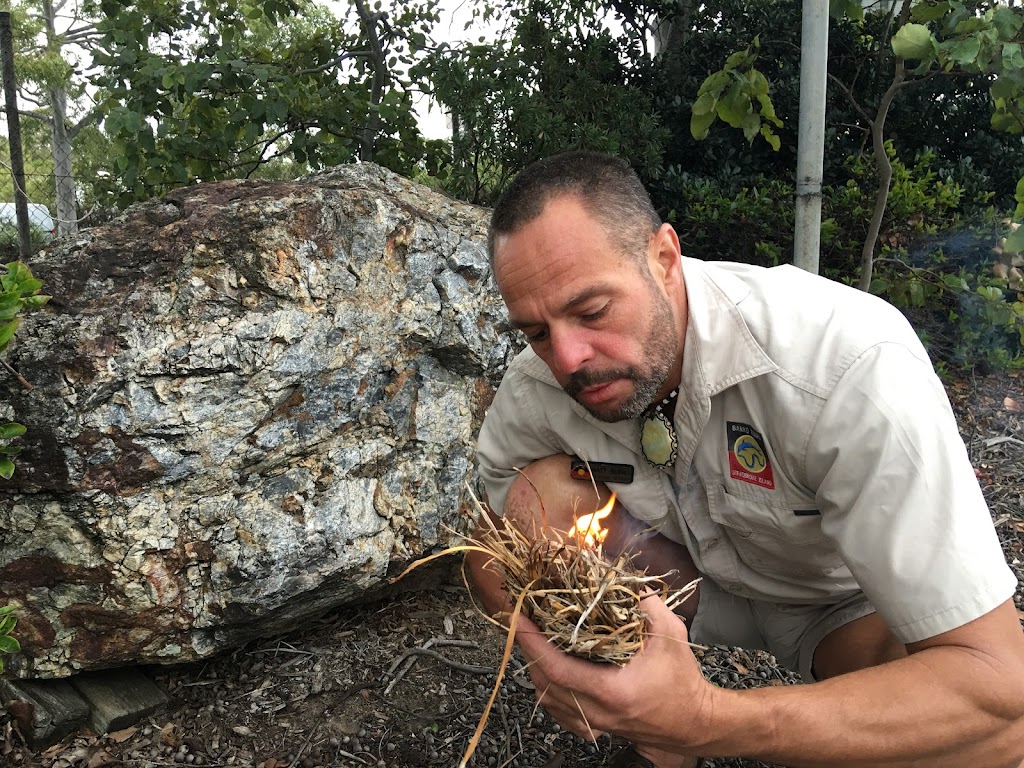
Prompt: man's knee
<box><xmin>503</xmin><ymin>454</ymin><xmax>612</xmax><ymax>536</ymax></box>
<box><xmin>812</xmin><ymin>612</ymin><xmax>907</xmax><ymax>680</ymax></box>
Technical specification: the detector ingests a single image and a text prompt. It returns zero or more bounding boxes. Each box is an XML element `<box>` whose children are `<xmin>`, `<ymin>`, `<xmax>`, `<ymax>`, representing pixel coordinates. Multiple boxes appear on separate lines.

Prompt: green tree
<box><xmin>5</xmin><ymin>0</ymin><xmax>105</xmax><ymax>235</ymax></box>
<box><xmin>821</xmin><ymin>1</ymin><xmax>1024</xmax><ymax>288</ymax></box>
<box><xmin>418</xmin><ymin>0</ymin><xmax>669</xmax><ymax>204</ymax></box>
<box><xmin>90</xmin><ymin>0</ymin><xmax>445</xmax><ymax>205</ymax></box>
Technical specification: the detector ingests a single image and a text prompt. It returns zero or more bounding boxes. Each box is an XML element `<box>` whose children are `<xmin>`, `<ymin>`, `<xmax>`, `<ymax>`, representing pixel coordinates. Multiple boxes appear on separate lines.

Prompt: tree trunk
<box><xmin>354</xmin><ymin>0</ymin><xmax>387</xmax><ymax>163</ymax></box>
<box><xmin>856</xmin><ymin>0</ymin><xmax>913</xmax><ymax>291</ymax></box>
<box><xmin>44</xmin><ymin>0</ymin><xmax>77</xmax><ymax>237</ymax></box>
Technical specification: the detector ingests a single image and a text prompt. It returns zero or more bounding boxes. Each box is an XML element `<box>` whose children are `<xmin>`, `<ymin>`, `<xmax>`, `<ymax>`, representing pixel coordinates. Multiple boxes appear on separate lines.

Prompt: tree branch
<box><xmin>294</xmin><ymin>49</ymin><xmax>373</xmax><ymax>76</ymax></box>
<box><xmin>827</xmin><ymin>73</ymin><xmax>873</xmax><ymax>125</ymax></box>
<box><xmin>858</xmin><ymin>0</ymin><xmax>916</xmax><ymax>292</ymax></box>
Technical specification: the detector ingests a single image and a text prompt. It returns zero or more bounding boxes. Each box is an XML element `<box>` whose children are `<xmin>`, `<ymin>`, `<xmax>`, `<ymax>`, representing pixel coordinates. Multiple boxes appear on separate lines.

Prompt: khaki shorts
<box><xmin>688</xmin><ymin>578</ymin><xmax>877</xmax><ymax>683</ymax></box>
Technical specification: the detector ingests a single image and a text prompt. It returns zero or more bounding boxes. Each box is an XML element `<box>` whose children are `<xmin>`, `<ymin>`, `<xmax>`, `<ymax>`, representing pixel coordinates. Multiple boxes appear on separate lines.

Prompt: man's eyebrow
<box><xmin>508</xmin><ymin>284</ymin><xmax>617</xmax><ymax>330</ymax></box>
<box><xmin>561</xmin><ymin>284</ymin><xmax>615</xmax><ymax>313</ymax></box>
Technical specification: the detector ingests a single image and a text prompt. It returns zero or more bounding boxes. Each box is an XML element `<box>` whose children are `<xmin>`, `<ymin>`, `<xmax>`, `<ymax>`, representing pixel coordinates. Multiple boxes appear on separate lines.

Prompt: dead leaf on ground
<box><xmin>107</xmin><ymin>726</ymin><xmax>137</xmax><ymax>743</ymax></box>
<box><xmin>86</xmin><ymin>748</ymin><xmax>115</xmax><ymax>768</ymax></box>
<box><xmin>159</xmin><ymin>722</ymin><xmax>180</xmax><ymax>747</ymax></box>
<box><xmin>731</xmin><ymin>660</ymin><xmax>749</xmax><ymax>675</ymax></box>
<box><xmin>1004</xmin><ymin>397</ymin><xmax>1021</xmax><ymax>412</ymax></box>
<box><xmin>6</xmin><ymin>699</ymin><xmax>35</xmax><ymax>739</ymax></box>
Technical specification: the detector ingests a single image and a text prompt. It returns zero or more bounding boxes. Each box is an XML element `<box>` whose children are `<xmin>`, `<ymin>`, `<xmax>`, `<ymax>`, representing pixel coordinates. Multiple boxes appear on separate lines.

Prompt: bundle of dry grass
<box><xmin>392</xmin><ymin>486</ymin><xmax>698</xmax><ymax>767</ymax></box>
<box><xmin>470</xmin><ymin>497</ymin><xmax>697</xmax><ymax>665</ymax></box>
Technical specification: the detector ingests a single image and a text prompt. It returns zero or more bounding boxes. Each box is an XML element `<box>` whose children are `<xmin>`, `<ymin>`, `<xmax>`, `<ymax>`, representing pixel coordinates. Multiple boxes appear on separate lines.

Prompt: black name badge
<box><xmin>569</xmin><ymin>456</ymin><xmax>635</xmax><ymax>484</ymax></box>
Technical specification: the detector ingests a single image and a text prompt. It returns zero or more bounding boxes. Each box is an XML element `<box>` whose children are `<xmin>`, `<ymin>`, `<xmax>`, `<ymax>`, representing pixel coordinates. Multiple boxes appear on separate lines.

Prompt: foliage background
<box><xmin>0</xmin><ymin>0</ymin><xmax>1023</xmax><ymax>369</ymax></box>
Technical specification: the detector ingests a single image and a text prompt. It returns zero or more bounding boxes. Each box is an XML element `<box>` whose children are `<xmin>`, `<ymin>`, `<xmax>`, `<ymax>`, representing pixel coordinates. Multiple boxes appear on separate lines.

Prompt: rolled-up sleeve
<box><xmin>477</xmin><ymin>365</ymin><xmax>562</xmax><ymax>516</ymax></box>
<box><xmin>806</xmin><ymin>342</ymin><xmax>1016</xmax><ymax>642</ymax></box>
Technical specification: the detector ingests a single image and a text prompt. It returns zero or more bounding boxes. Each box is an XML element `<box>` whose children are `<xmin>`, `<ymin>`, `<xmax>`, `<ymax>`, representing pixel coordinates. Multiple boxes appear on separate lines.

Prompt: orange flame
<box><xmin>572</xmin><ymin>493</ymin><xmax>616</xmax><ymax>548</ymax></box>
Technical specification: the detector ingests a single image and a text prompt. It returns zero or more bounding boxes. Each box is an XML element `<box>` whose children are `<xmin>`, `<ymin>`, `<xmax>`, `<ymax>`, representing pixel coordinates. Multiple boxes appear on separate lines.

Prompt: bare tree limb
<box><xmin>858</xmin><ymin>0</ymin><xmax>916</xmax><ymax>292</ymax></box>
<box><xmin>353</xmin><ymin>0</ymin><xmax>389</xmax><ymax>162</ymax></box>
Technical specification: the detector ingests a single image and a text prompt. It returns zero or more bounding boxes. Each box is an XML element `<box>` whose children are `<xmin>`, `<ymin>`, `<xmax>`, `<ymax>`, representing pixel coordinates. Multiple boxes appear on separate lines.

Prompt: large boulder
<box><xmin>0</xmin><ymin>164</ymin><xmax>517</xmax><ymax>678</ymax></box>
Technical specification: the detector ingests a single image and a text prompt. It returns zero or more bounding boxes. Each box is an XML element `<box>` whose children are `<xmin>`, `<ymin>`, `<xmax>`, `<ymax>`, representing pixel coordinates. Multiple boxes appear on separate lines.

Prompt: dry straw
<box><xmin>392</xmin><ymin>484</ymin><xmax>698</xmax><ymax>767</ymax></box>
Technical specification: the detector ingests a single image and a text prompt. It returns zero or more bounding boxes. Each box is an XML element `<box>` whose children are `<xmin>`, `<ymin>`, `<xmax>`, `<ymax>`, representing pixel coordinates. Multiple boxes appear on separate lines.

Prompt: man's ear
<box><xmin>648</xmin><ymin>223</ymin><xmax>683</xmax><ymax>287</ymax></box>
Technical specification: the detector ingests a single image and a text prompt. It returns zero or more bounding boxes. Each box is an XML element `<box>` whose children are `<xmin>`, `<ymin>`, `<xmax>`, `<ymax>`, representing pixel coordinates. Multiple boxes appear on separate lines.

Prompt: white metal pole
<box><xmin>793</xmin><ymin>0</ymin><xmax>830</xmax><ymax>274</ymax></box>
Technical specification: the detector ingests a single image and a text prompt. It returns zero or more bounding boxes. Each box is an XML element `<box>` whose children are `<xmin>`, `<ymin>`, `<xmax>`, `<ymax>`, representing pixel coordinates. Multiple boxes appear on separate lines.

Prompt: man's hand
<box><xmin>515</xmin><ymin>592</ymin><xmax>715</xmax><ymax>757</ymax></box>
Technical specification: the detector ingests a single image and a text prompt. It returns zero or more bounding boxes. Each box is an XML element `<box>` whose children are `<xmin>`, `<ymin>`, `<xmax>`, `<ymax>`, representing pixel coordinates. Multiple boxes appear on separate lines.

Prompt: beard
<box><xmin>563</xmin><ymin>289</ymin><xmax>679</xmax><ymax>423</ymax></box>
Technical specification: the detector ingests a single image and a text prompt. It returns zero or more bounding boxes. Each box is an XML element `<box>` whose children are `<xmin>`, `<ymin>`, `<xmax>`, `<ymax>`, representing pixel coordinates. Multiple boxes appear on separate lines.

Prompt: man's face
<box><xmin>492</xmin><ymin>195</ymin><xmax>683</xmax><ymax>422</ymax></box>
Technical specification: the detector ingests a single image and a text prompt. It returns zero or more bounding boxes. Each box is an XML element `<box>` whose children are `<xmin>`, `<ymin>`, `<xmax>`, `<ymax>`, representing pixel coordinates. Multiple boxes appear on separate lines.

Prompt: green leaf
<box><xmin>0</xmin><ymin>293</ymin><xmax>21</xmax><ymax>319</ymax></box>
<box><xmin>892</xmin><ymin>23</ymin><xmax>937</xmax><ymax>62</ymax></box>
<box><xmin>910</xmin><ymin>280</ymin><xmax>925</xmax><ymax>307</ymax></box>
<box><xmin>911</xmin><ymin>2</ymin><xmax>950</xmax><ymax>23</ymax></box>
<box><xmin>740</xmin><ymin>111</ymin><xmax>761</xmax><ymax>142</ymax></box>
<box><xmin>760</xmin><ymin>124</ymin><xmax>781</xmax><ymax>151</ymax></box>
<box><xmin>0</xmin><ymin>635</ymin><xmax>21</xmax><ymax>654</ymax></box>
<box><xmin>696</xmin><ymin>70</ymin><xmax>730</xmax><ymax>98</ymax></box>
<box><xmin>942</xmin><ymin>273</ymin><xmax>968</xmax><ymax>292</ymax></box>
<box><xmin>0</xmin><ymin>318</ymin><xmax>21</xmax><ymax>352</ymax></box>
<box><xmin>0</xmin><ymin>614</ymin><xmax>15</xmax><ymax>635</ymax></box>
<box><xmin>869</xmin><ymin>277</ymin><xmax>891</xmax><ymax>295</ymax></box>
<box><xmin>16</xmin><ymin>278</ymin><xmax>42</xmax><ymax>296</ymax></box>
<box><xmin>690</xmin><ymin>109</ymin><xmax>717</xmax><ymax>140</ymax></box>
<box><xmin>0</xmin><ymin>422</ymin><xmax>25</xmax><ymax>440</ymax></box>
<box><xmin>1002</xmin><ymin>43</ymin><xmax>1024</xmax><ymax>71</ymax></box>
<box><xmin>1004</xmin><ymin>225</ymin><xmax>1024</xmax><ymax>252</ymax></box>
<box><xmin>0</xmin><ymin>457</ymin><xmax>13</xmax><ymax>480</ymax></box>
<box><xmin>944</xmin><ymin>37</ymin><xmax>981</xmax><ymax>66</ymax></box>
<box><xmin>691</xmin><ymin>92</ymin><xmax>717</xmax><ymax>117</ymax></box>
<box><xmin>993</xmin><ymin>6</ymin><xmax>1024</xmax><ymax>40</ymax></box>
<box><xmin>830</xmin><ymin>0</ymin><xmax>864</xmax><ymax>22</ymax></box>
<box><xmin>0</xmin><ymin>606</ymin><xmax>16</xmax><ymax>616</ymax></box>
<box><xmin>978</xmin><ymin>285</ymin><xmax>1004</xmax><ymax>301</ymax></box>
<box><xmin>991</xmin><ymin>76</ymin><xmax>1017</xmax><ymax>101</ymax></box>
<box><xmin>717</xmin><ymin>82</ymin><xmax>751</xmax><ymax>127</ymax></box>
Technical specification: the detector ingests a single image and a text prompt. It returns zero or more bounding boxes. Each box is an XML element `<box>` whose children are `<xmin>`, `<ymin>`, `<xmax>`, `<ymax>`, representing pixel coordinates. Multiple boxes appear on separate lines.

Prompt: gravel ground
<box><xmin>2</xmin><ymin>372</ymin><xmax>1022</xmax><ymax>768</ymax></box>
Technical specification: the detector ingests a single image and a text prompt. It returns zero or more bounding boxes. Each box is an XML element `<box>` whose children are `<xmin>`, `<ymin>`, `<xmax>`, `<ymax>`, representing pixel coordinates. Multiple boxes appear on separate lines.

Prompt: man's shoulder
<box><xmin>504</xmin><ymin>345</ymin><xmax>560</xmax><ymax>387</ymax></box>
<box><xmin>696</xmin><ymin>260</ymin><xmax>928</xmax><ymax>368</ymax></box>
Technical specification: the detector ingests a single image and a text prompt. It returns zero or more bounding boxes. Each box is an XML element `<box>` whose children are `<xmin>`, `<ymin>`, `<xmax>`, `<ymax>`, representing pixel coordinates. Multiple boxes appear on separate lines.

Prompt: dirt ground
<box><xmin>3</xmin><ymin>371</ymin><xmax>1023</xmax><ymax>768</ymax></box>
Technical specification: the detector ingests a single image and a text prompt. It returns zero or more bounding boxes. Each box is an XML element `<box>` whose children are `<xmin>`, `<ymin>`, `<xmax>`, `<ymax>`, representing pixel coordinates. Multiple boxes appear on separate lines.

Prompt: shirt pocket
<box><xmin>707</xmin><ymin>485</ymin><xmax>844</xmax><ymax>579</ymax></box>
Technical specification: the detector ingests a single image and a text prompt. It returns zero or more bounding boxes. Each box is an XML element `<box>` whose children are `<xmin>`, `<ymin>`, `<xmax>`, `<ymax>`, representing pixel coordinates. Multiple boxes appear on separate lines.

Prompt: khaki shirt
<box><xmin>477</xmin><ymin>257</ymin><xmax>1016</xmax><ymax>643</ymax></box>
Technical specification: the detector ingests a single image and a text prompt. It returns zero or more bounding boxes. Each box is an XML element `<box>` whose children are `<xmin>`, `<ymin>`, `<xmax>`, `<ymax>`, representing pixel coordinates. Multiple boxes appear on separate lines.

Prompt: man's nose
<box><xmin>549</xmin><ymin>327</ymin><xmax>593</xmax><ymax>376</ymax></box>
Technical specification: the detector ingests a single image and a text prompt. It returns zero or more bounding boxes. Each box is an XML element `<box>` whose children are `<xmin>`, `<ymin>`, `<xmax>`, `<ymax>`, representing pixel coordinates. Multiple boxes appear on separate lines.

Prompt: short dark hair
<box><xmin>488</xmin><ymin>151</ymin><xmax>662</xmax><ymax>266</ymax></box>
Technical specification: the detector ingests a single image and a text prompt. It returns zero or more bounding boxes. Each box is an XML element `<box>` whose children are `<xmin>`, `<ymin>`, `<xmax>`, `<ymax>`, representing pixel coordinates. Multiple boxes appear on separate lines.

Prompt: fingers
<box><xmin>535</xmin><ymin>684</ymin><xmax>608</xmax><ymax>742</ymax></box>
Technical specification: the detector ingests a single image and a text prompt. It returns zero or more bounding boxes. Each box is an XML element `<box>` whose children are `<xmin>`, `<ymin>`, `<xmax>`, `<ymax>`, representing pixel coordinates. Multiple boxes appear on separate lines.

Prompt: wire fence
<box><xmin>0</xmin><ymin>11</ymin><xmax>114</xmax><ymax>261</ymax></box>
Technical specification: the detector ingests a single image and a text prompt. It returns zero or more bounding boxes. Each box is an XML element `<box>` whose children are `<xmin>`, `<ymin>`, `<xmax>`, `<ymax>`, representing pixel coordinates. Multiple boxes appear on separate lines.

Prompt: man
<box><xmin>470</xmin><ymin>151</ymin><xmax>1024</xmax><ymax>768</ymax></box>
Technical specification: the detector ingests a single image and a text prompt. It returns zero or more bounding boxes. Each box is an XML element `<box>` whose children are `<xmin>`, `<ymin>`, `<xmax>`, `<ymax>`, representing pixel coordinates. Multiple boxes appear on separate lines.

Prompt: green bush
<box><xmin>0</xmin><ymin>605</ymin><xmax>20</xmax><ymax>673</ymax></box>
<box><xmin>1</xmin><ymin>260</ymin><xmax>50</xmax><ymax>479</ymax></box>
<box><xmin>870</xmin><ymin>253</ymin><xmax>1024</xmax><ymax>373</ymax></box>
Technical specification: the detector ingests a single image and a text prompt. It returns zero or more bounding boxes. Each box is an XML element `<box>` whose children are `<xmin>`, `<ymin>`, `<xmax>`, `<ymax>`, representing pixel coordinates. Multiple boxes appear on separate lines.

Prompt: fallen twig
<box><xmin>1</xmin><ymin>358</ymin><xmax>32</xmax><ymax>391</ymax></box>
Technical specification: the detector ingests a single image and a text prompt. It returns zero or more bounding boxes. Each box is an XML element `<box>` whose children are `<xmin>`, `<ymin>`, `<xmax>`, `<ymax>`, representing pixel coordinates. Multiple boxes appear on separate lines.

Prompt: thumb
<box><xmin>640</xmin><ymin>590</ymin><xmax>690</xmax><ymax>643</ymax></box>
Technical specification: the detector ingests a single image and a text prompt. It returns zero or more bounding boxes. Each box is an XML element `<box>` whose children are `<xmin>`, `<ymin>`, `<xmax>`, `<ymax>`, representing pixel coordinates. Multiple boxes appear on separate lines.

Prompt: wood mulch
<box><xmin>2</xmin><ymin>372</ymin><xmax>1022</xmax><ymax>768</ymax></box>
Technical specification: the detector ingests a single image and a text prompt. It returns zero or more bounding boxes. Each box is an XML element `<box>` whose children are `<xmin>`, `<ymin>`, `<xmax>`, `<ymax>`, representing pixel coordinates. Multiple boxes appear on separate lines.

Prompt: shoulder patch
<box><xmin>727</xmin><ymin>421</ymin><xmax>776</xmax><ymax>490</ymax></box>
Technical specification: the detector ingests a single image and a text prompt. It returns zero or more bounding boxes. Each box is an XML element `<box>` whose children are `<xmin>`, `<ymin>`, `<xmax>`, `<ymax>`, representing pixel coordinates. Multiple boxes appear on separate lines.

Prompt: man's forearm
<box><xmin>702</xmin><ymin>617</ymin><xmax>1024</xmax><ymax>766</ymax></box>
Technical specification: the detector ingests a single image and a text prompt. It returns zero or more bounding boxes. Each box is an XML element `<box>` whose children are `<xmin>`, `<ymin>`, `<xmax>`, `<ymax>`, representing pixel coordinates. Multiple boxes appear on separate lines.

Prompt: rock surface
<box><xmin>0</xmin><ymin>164</ymin><xmax>517</xmax><ymax>678</ymax></box>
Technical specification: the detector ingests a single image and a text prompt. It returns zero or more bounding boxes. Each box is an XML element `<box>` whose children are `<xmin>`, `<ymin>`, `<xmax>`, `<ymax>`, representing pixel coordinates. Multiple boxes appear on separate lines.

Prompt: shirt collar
<box><xmin>680</xmin><ymin>257</ymin><xmax>776</xmax><ymax>398</ymax></box>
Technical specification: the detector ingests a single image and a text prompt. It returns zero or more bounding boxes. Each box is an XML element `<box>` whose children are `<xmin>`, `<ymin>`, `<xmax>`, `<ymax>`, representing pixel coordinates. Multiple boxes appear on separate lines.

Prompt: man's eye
<box><xmin>525</xmin><ymin>329</ymin><xmax>548</xmax><ymax>343</ymax></box>
<box><xmin>581</xmin><ymin>306</ymin><xmax>608</xmax><ymax>321</ymax></box>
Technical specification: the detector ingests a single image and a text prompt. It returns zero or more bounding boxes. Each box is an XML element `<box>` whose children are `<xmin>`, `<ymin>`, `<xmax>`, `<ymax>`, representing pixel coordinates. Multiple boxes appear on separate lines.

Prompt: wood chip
<box><xmin>1004</xmin><ymin>396</ymin><xmax>1021</xmax><ymax>412</ymax></box>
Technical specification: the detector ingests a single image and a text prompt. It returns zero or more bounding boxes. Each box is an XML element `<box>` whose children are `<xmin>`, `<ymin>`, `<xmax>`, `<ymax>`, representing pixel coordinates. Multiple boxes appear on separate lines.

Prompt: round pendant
<box><xmin>640</xmin><ymin>410</ymin><xmax>678</xmax><ymax>467</ymax></box>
